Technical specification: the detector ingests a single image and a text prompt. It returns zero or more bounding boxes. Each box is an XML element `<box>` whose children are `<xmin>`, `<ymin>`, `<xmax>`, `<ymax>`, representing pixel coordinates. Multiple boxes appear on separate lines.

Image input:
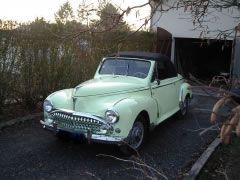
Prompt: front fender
<box><xmin>179</xmin><ymin>82</ymin><xmax>192</xmax><ymax>102</ymax></box>
<box><xmin>47</xmin><ymin>88</ymin><xmax>74</xmax><ymax>110</ymax></box>
<box><xmin>111</xmin><ymin>96</ymin><xmax>158</xmax><ymax>138</ymax></box>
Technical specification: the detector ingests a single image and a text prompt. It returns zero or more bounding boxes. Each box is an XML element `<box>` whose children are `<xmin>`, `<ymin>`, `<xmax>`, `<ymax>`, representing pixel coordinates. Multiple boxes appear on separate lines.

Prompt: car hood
<box><xmin>73</xmin><ymin>76</ymin><xmax>147</xmax><ymax>97</ymax></box>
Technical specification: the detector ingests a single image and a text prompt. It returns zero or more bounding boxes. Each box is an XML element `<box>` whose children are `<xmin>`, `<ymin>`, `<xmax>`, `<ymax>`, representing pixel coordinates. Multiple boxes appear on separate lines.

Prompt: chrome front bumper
<box><xmin>40</xmin><ymin>109</ymin><xmax>124</xmax><ymax>144</ymax></box>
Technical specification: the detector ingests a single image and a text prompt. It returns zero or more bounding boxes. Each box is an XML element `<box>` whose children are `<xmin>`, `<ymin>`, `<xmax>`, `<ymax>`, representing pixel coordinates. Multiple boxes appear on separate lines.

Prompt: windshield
<box><xmin>99</xmin><ymin>58</ymin><xmax>151</xmax><ymax>79</ymax></box>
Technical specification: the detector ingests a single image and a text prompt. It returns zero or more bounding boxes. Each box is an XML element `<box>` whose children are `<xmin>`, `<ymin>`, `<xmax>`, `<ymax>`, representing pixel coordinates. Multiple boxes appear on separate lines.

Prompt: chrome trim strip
<box><xmin>73</xmin><ymin>87</ymin><xmax>150</xmax><ymax>97</ymax></box>
<box><xmin>151</xmin><ymin>78</ymin><xmax>184</xmax><ymax>89</ymax></box>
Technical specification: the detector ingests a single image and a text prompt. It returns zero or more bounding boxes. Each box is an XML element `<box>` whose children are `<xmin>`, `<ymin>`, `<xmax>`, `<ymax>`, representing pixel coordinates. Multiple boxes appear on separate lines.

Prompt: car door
<box><xmin>151</xmin><ymin>59</ymin><xmax>179</xmax><ymax>123</ymax></box>
<box><xmin>164</xmin><ymin>59</ymin><xmax>181</xmax><ymax>109</ymax></box>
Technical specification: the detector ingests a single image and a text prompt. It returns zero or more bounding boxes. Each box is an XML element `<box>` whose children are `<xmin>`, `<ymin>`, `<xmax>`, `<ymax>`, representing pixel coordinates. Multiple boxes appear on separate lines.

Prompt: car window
<box><xmin>155</xmin><ymin>61</ymin><xmax>166</xmax><ymax>80</ymax></box>
<box><xmin>164</xmin><ymin>60</ymin><xmax>177</xmax><ymax>78</ymax></box>
<box><xmin>99</xmin><ymin>58</ymin><xmax>151</xmax><ymax>79</ymax></box>
<box><xmin>152</xmin><ymin>60</ymin><xmax>177</xmax><ymax>81</ymax></box>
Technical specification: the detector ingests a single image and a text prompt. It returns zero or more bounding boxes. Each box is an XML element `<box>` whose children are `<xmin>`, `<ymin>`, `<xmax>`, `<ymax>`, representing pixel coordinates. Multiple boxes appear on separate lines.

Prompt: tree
<box><xmin>0</xmin><ymin>19</ymin><xmax>18</xmax><ymax>30</ymax></box>
<box><xmin>95</xmin><ymin>3</ymin><xmax>129</xmax><ymax>31</ymax></box>
<box><xmin>55</xmin><ymin>1</ymin><xmax>74</xmax><ymax>24</ymax></box>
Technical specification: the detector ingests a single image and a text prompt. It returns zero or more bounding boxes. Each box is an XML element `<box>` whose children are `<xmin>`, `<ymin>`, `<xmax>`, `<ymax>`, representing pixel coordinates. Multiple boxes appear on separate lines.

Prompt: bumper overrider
<box><xmin>40</xmin><ymin>109</ymin><xmax>124</xmax><ymax>144</ymax></box>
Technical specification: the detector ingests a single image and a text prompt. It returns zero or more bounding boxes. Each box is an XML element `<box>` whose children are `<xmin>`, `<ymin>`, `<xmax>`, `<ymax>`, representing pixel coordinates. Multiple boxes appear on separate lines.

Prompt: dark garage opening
<box><xmin>174</xmin><ymin>38</ymin><xmax>232</xmax><ymax>81</ymax></box>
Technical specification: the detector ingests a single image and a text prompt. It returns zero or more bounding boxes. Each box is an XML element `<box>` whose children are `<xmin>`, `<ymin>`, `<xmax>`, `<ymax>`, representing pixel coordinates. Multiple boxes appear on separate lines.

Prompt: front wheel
<box><xmin>128</xmin><ymin>121</ymin><xmax>145</xmax><ymax>150</ymax></box>
<box><xmin>120</xmin><ymin>116</ymin><xmax>148</xmax><ymax>155</ymax></box>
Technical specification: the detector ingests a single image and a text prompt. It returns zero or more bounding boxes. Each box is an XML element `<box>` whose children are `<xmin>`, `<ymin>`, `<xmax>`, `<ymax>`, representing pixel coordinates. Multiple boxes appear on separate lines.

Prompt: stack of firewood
<box><xmin>211</xmin><ymin>96</ymin><xmax>240</xmax><ymax>144</ymax></box>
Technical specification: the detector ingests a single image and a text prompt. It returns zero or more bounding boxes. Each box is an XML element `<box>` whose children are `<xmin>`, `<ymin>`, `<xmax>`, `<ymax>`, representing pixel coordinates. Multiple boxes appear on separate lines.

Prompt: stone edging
<box><xmin>184</xmin><ymin>138</ymin><xmax>221</xmax><ymax>180</ymax></box>
<box><xmin>0</xmin><ymin>113</ymin><xmax>42</xmax><ymax>129</ymax></box>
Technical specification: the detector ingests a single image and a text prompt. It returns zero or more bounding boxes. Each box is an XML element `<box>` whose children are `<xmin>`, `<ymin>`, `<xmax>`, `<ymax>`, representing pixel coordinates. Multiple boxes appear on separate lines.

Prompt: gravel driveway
<box><xmin>0</xmin><ymin>95</ymin><xmax>218</xmax><ymax>179</ymax></box>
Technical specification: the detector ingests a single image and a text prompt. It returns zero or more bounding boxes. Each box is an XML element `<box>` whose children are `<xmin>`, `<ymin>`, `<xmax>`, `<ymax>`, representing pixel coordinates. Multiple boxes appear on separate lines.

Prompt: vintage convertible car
<box><xmin>41</xmin><ymin>52</ymin><xmax>192</xmax><ymax>150</ymax></box>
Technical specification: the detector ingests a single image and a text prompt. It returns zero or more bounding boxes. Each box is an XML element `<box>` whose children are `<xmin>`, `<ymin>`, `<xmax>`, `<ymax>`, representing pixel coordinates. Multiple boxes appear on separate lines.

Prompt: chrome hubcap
<box><xmin>128</xmin><ymin>122</ymin><xmax>144</xmax><ymax>149</ymax></box>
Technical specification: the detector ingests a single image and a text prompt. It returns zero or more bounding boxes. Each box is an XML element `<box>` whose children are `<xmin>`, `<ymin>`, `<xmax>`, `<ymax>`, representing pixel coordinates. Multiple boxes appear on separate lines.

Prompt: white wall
<box><xmin>150</xmin><ymin>0</ymin><xmax>240</xmax><ymax>39</ymax></box>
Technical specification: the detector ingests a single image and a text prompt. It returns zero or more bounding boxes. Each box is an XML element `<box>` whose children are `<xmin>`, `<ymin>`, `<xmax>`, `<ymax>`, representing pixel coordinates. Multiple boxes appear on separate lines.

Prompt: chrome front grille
<box><xmin>51</xmin><ymin>111</ymin><xmax>106</xmax><ymax>134</ymax></box>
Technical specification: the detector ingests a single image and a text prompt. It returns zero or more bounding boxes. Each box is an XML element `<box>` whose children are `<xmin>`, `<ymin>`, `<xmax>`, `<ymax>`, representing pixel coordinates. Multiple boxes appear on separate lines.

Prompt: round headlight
<box><xmin>43</xmin><ymin>100</ymin><xmax>53</xmax><ymax>113</ymax></box>
<box><xmin>105</xmin><ymin>109</ymin><xmax>119</xmax><ymax>124</ymax></box>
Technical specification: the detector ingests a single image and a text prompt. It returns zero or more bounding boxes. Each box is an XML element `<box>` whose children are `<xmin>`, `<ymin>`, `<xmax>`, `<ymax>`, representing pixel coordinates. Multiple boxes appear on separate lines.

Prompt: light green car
<box><xmin>41</xmin><ymin>52</ymin><xmax>192</xmax><ymax>150</ymax></box>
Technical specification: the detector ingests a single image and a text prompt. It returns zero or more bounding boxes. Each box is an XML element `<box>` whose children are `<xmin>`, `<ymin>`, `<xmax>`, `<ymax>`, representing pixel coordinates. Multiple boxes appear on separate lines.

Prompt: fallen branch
<box><xmin>96</xmin><ymin>154</ymin><xmax>168</xmax><ymax>180</ymax></box>
<box><xmin>199</xmin><ymin>123</ymin><xmax>220</xmax><ymax>136</ymax></box>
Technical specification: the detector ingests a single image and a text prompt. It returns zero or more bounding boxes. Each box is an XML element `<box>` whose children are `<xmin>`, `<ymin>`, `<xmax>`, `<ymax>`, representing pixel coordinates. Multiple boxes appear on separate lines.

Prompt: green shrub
<box><xmin>0</xmin><ymin>21</ymin><xmax>155</xmax><ymax>110</ymax></box>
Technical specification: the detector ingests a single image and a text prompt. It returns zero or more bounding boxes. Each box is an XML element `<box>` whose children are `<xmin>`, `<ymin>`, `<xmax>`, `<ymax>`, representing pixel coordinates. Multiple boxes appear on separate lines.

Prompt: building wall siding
<box><xmin>150</xmin><ymin>0</ymin><xmax>240</xmax><ymax>39</ymax></box>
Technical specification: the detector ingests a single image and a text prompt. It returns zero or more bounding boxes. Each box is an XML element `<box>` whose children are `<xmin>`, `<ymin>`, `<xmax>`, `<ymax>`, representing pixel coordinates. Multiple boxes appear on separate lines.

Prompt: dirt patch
<box><xmin>197</xmin><ymin>135</ymin><xmax>240</xmax><ymax>180</ymax></box>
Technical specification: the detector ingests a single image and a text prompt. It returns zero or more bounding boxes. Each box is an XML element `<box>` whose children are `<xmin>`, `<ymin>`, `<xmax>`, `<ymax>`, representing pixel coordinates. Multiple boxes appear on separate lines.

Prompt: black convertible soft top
<box><xmin>107</xmin><ymin>51</ymin><xmax>169</xmax><ymax>61</ymax></box>
<box><xmin>108</xmin><ymin>51</ymin><xmax>177</xmax><ymax>77</ymax></box>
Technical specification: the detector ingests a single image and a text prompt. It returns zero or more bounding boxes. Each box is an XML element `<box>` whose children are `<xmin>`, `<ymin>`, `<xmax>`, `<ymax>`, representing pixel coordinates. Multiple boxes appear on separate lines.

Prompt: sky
<box><xmin>0</xmin><ymin>0</ymin><xmax>151</xmax><ymax>29</ymax></box>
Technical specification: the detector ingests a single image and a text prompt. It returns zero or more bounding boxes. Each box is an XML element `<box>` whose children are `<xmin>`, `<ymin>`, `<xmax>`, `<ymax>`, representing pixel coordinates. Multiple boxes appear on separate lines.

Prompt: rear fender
<box><xmin>179</xmin><ymin>83</ymin><xmax>192</xmax><ymax>102</ymax></box>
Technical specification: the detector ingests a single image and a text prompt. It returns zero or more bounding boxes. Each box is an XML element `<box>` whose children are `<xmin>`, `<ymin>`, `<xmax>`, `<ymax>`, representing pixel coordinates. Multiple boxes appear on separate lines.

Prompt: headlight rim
<box><xmin>105</xmin><ymin>109</ymin><xmax>119</xmax><ymax>124</ymax></box>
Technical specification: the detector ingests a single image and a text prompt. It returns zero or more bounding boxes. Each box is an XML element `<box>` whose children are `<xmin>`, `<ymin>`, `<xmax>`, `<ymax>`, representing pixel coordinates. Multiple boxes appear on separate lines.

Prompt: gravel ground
<box><xmin>0</xmin><ymin>95</ymin><xmax>219</xmax><ymax>179</ymax></box>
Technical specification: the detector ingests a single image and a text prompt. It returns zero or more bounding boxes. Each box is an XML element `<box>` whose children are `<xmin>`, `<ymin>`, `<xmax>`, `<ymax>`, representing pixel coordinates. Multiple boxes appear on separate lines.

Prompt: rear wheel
<box><xmin>177</xmin><ymin>96</ymin><xmax>190</xmax><ymax>118</ymax></box>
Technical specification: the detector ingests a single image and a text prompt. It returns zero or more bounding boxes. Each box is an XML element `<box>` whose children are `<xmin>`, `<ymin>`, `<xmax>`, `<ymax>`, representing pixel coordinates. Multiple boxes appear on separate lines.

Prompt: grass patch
<box><xmin>198</xmin><ymin>135</ymin><xmax>240</xmax><ymax>180</ymax></box>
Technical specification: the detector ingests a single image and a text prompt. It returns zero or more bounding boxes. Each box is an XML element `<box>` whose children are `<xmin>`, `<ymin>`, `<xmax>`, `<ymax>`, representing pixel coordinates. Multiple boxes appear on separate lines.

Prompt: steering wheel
<box><xmin>133</xmin><ymin>72</ymin><xmax>147</xmax><ymax>78</ymax></box>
